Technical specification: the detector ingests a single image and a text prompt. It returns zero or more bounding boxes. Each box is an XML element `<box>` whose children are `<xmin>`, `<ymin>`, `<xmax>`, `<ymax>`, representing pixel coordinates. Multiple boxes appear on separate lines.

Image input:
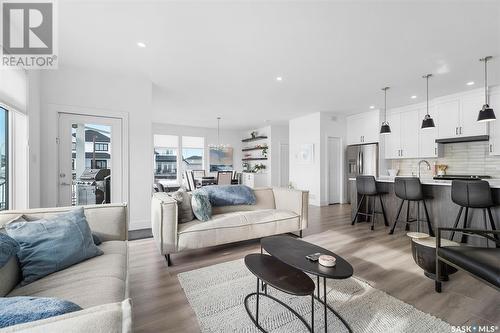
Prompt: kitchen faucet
<box><xmin>418</xmin><ymin>160</ymin><xmax>431</xmax><ymax>178</ymax></box>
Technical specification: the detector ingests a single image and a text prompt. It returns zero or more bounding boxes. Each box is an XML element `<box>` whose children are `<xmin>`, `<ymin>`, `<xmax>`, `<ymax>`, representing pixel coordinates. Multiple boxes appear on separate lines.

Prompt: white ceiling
<box><xmin>58</xmin><ymin>1</ymin><xmax>500</xmax><ymax>129</ymax></box>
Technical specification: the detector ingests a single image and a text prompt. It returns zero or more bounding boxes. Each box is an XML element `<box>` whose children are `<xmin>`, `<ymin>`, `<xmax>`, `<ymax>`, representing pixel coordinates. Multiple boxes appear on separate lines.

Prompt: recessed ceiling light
<box><xmin>369</xmin><ymin>106</ymin><xmax>375</xmax><ymax>109</ymax></box>
<box><xmin>137</xmin><ymin>42</ymin><xmax>146</xmax><ymax>48</ymax></box>
<box><xmin>411</xmin><ymin>95</ymin><xmax>417</xmax><ymax>99</ymax></box>
<box><xmin>466</xmin><ymin>81</ymin><xmax>475</xmax><ymax>86</ymax></box>
<box><xmin>275</xmin><ymin>76</ymin><xmax>283</xmax><ymax>81</ymax></box>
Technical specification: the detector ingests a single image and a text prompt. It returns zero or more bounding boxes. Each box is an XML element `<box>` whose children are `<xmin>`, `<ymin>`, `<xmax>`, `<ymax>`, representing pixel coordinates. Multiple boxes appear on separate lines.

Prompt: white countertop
<box><xmin>348</xmin><ymin>176</ymin><xmax>500</xmax><ymax>189</ymax></box>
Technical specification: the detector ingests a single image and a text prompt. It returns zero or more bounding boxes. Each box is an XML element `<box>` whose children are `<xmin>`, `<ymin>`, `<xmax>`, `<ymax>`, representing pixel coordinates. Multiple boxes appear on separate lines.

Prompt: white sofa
<box><xmin>0</xmin><ymin>204</ymin><xmax>131</xmax><ymax>333</ymax></box>
<box><xmin>151</xmin><ymin>187</ymin><xmax>309</xmax><ymax>265</ymax></box>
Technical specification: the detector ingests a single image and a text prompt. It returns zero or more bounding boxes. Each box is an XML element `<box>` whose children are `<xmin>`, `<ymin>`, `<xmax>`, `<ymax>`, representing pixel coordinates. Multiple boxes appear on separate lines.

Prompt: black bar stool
<box><xmin>352</xmin><ymin>175</ymin><xmax>389</xmax><ymax>230</ymax></box>
<box><xmin>389</xmin><ymin>177</ymin><xmax>435</xmax><ymax>236</ymax></box>
<box><xmin>449</xmin><ymin>180</ymin><xmax>499</xmax><ymax>246</ymax></box>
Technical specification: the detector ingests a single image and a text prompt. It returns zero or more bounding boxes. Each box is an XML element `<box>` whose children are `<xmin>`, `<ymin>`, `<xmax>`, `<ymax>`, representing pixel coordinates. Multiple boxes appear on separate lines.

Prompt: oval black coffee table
<box><xmin>261</xmin><ymin>235</ymin><xmax>353</xmax><ymax>333</ymax></box>
<box><xmin>244</xmin><ymin>254</ymin><xmax>316</xmax><ymax>332</ymax></box>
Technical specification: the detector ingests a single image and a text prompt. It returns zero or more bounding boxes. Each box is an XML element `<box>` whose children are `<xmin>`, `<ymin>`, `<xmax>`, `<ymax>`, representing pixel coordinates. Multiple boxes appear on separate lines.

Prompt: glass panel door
<box><xmin>0</xmin><ymin>107</ymin><xmax>8</xmax><ymax>210</ymax></box>
<box><xmin>58</xmin><ymin>113</ymin><xmax>123</xmax><ymax>207</ymax></box>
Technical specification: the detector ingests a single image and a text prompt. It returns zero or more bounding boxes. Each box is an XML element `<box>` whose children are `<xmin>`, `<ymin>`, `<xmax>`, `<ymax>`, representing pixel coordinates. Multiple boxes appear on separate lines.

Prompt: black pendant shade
<box><xmin>421</xmin><ymin>114</ymin><xmax>435</xmax><ymax>128</ymax></box>
<box><xmin>477</xmin><ymin>56</ymin><xmax>496</xmax><ymax>123</ymax></box>
<box><xmin>421</xmin><ymin>74</ymin><xmax>435</xmax><ymax>129</ymax></box>
<box><xmin>380</xmin><ymin>87</ymin><xmax>391</xmax><ymax>134</ymax></box>
<box><xmin>477</xmin><ymin>104</ymin><xmax>496</xmax><ymax>122</ymax></box>
<box><xmin>380</xmin><ymin>122</ymin><xmax>391</xmax><ymax>134</ymax></box>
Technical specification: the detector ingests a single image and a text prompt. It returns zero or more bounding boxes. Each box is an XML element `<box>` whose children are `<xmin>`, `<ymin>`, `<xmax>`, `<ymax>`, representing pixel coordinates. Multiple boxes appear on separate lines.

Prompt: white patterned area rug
<box><xmin>177</xmin><ymin>259</ymin><xmax>451</xmax><ymax>333</ymax></box>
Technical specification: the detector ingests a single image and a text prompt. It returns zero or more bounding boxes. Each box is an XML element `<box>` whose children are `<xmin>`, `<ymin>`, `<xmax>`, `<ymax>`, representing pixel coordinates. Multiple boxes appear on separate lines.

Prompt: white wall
<box><xmin>320</xmin><ymin>112</ymin><xmax>347</xmax><ymax>205</ymax></box>
<box><xmin>27</xmin><ymin>72</ymin><xmax>41</xmax><ymax>208</ymax></box>
<box><xmin>289</xmin><ymin>112</ymin><xmax>322</xmax><ymax>206</ymax></box>
<box><xmin>289</xmin><ymin>112</ymin><xmax>347</xmax><ymax>206</ymax></box>
<box><xmin>153</xmin><ymin>122</ymin><xmax>243</xmax><ymax>174</ymax></box>
<box><xmin>38</xmin><ymin>68</ymin><xmax>153</xmax><ymax>230</ymax></box>
<box><xmin>270</xmin><ymin>125</ymin><xmax>289</xmax><ymax>187</ymax></box>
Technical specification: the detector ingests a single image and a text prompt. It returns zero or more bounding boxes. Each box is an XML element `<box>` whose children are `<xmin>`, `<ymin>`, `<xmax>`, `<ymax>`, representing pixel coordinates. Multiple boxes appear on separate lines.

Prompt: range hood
<box><xmin>435</xmin><ymin>135</ymin><xmax>489</xmax><ymax>144</ymax></box>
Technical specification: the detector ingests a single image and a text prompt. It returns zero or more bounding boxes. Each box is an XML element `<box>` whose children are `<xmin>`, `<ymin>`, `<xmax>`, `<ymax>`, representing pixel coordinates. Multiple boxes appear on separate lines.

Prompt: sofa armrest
<box><xmin>0</xmin><ymin>299</ymin><xmax>132</xmax><ymax>333</ymax></box>
<box><xmin>151</xmin><ymin>193</ymin><xmax>178</xmax><ymax>255</ymax></box>
<box><xmin>272</xmin><ymin>188</ymin><xmax>309</xmax><ymax>230</ymax></box>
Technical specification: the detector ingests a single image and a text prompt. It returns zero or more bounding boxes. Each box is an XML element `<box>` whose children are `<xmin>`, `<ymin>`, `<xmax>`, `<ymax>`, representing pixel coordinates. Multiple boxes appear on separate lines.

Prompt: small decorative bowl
<box><xmin>319</xmin><ymin>255</ymin><xmax>336</xmax><ymax>267</ymax></box>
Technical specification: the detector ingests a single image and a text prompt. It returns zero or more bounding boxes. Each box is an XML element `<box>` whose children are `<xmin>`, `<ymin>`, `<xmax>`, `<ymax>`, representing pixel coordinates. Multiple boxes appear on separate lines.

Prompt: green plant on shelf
<box><xmin>262</xmin><ymin>147</ymin><xmax>268</xmax><ymax>157</ymax></box>
<box><xmin>252</xmin><ymin>163</ymin><xmax>266</xmax><ymax>173</ymax></box>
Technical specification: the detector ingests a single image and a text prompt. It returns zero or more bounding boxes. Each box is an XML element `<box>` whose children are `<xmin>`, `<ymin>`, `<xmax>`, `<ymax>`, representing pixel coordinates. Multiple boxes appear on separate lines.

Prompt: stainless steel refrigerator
<box><xmin>346</xmin><ymin>143</ymin><xmax>378</xmax><ymax>203</ymax></box>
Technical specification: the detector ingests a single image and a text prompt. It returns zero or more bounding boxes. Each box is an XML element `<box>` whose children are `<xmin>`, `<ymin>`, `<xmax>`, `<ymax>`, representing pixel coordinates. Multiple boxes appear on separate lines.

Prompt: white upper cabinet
<box><xmin>418</xmin><ymin>106</ymin><xmax>438</xmax><ymax>158</ymax></box>
<box><xmin>488</xmin><ymin>90</ymin><xmax>500</xmax><ymax>155</ymax></box>
<box><xmin>384</xmin><ymin>112</ymin><xmax>400</xmax><ymax>159</ymax></box>
<box><xmin>460</xmin><ymin>93</ymin><xmax>487</xmax><ymax>137</ymax></box>
<box><xmin>346</xmin><ymin>110</ymin><xmax>380</xmax><ymax>145</ymax></box>
<box><xmin>435</xmin><ymin>91</ymin><xmax>487</xmax><ymax>139</ymax></box>
<box><xmin>384</xmin><ymin>108</ymin><xmax>418</xmax><ymax>159</ymax></box>
<box><xmin>435</xmin><ymin>100</ymin><xmax>460</xmax><ymax>139</ymax></box>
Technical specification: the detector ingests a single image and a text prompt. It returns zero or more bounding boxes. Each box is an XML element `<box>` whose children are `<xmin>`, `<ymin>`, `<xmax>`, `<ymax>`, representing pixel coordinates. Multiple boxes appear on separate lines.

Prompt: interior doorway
<box><xmin>328</xmin><ymin>137</ymin><xmax>341</xmax><ymax>204</ymax></box>
<box><xmin>279</xmin><ymin>143</ymin><xmax>289</xmax><ymax>187</ymax></box>
<box><xmin>58</xmin><ymin>113</ymin><xmax>124</xmax><ymax>207</ymax></box>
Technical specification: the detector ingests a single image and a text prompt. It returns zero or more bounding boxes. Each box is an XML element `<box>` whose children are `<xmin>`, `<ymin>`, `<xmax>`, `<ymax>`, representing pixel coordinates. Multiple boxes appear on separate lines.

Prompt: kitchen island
<box><xmin>348</xmin><ymin>177</ymin><xmax>500</xmax><ymax>247</ymax></box>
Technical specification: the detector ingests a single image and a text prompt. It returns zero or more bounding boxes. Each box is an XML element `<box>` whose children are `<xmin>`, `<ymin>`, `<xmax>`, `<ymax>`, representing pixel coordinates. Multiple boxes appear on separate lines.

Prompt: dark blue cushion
<box><xmin>0</xmin><ymin>233</ymin><xmax>19</xmax><ymax>267</ymax></box>
<box><xmin>202</xmin><ymin>185</ymin><xmax>256</xmax><ymax>207</ymax></box>
<box><xmin>5</xmin><ymin>208</ymin><xmax>103</xmax><ymax>286</ymax></box>
<box><xmin>0</xmin><ymin>296</ymin><xmax>82</xmax><ymax>328</ymax></box>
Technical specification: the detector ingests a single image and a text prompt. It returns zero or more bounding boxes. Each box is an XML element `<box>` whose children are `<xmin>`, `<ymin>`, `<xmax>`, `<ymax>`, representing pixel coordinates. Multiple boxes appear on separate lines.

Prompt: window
<box><xmin>0</xmin><ymin>107</ymin><xmax>7</xmax><ymax>210</ymax></box>
<box><xmin>154</xmin><ymin>135</ymin><xmax>179</xmax><ymax>183</ymax></box>
<box><xmin>94</xmin><ymin>143</ymin><xmax>108</xmax><ymax>151</ymax></box>
<box><xmin>94</xmin><ymin>160</ymin><xmax>107</xmax><ymax>169</ymax></box>
<box><xmin>182</xmin><ymin>136</ymin><xmax>204</xmax><ymax>172</ymax></box>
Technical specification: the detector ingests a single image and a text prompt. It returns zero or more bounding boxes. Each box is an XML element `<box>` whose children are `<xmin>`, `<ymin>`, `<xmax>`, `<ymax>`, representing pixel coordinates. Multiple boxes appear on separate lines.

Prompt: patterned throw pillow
<box><xmin>191</xmin><ymin>189</ymin><xmax>212</xmax><ymax>222</ymax></box>
<box><xmin>0</xmin><ymin>233</ymin><xmax>20</xmax><ymax>268</ymax></box>
<box><xmin>169</xmin><ymin>188</ymin><xmax>194</xmax><ymax>223</ymax></box>
<box><xmin>6</xmin><ymin>208</ymin><xmax>103</xmax><ymax>286</ymax></box>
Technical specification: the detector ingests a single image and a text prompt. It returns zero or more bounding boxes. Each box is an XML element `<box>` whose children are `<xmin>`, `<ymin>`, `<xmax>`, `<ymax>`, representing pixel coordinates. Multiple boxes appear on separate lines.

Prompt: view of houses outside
<box><xmin>154</xmin><ymin>147</ymin><xmax>203</xmax><ymax>182</ymax></box>
<box><xmin>0</xmin><ymin>107</ymin><xmax>7</xmax><ymax>210</ymax></box>
<box><xmin>71</xmin><ymin>125</ymin><xmax>111</xmax><ymax>180</ymax></box>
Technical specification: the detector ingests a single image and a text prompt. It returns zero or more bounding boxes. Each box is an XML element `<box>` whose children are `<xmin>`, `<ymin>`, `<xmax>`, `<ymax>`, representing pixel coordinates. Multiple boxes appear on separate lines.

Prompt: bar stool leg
<box><xmin>405</xmin><ymin>200</ymin><xmax>411</xmax><ymax>231</ymax></box>
<box><xmin>379</xmin><ymin>195</ymin><xmax>389</xmax><ymax>226</ymax></box>
<box><xmin>460</xmin><ymin>207</ymin><xmax>469</xmax><ymax>244</ymax></box>
<box><xmin>417</xmin><ymin>201</ymin><xmax>420</xmax><ymax>232</ymax></box>
<box><xmin>352</xmin><ymin>195</ymin><xmax>365</xmax><ymax>225</ymax></box>
<box><xmin>486</xmin><ymin>208</ymin><xmax>500</xmax><ymax>247</ymax></box>
<box><xmin>389</xmin><ymin>199</ymin><xmax>405</xmax><ymax>234</ymax></box>
<box><xmin>450</xmin><ymin>206</ymin><xmax>463</xmax><ymax>241</ymax></box>
<box><xmin>422</xmin><ymin>200</ymin><xmax>435</xmax><ymax>237</ymax></box>
<box><xmin>370</xmin><ymin>196</ymin><xmax>376</xmax><ymax>231</ymax></box>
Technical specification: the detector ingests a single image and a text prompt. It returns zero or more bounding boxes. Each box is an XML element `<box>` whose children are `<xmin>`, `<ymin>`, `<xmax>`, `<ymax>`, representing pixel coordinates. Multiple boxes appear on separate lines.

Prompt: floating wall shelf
<box><xmin>242</xmin><ymin>146</ymin><xmax>268</xmax><ymax>152</ymax></box>
<box><xmin>242</xmin><ymin>157</ymin><xmax>268</xmax><ymax>161</ymax></box>
<box><xmin>241</xmin><ymin>136</ymin><xmax>268</xmax><ymax>143</ymax></box>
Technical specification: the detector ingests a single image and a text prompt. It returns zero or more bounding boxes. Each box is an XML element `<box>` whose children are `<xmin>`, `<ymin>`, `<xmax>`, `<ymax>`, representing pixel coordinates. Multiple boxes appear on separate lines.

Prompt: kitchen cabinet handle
<box><xmin>435</xmin><ymin>147</ymin><xmax>437</xmax><ymax>155</ymax></box>
<box><xmin>490</xmin><ymin>144</ymin><xmax>493</xmax><ymax>153</ymax></box>
<box><xmin>455</xmin><ymin>127</ymin><xmax>458</xmax><ymax>135</ymax></box>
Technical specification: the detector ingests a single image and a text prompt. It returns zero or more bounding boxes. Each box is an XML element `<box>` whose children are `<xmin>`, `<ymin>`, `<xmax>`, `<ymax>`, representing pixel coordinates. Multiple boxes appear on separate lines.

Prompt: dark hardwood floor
<box><xmin>129</xmin><ymin>204</ymin><xmax>500</xmax><ymax>333</ymax></box>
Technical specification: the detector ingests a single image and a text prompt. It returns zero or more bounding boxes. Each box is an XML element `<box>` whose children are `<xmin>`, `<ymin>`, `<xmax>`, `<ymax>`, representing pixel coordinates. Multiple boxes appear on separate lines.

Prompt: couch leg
<box><xmin>165</xmin><ymin>254</ymin><xmax>172</xmax><ymax>267</ymax></box>
<box><xmin>299</xmin><ymin>230</ymin><xmax>303</xmax><ymax>238</ymax></box>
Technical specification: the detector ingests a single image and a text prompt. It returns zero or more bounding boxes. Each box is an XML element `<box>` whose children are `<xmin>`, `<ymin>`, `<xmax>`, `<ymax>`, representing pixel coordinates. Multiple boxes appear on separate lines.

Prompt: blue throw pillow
<box><xmin>5</xmin><ymin>208</ymin><xmax>103</xmax><ymax>286</ymax></box>
<box><xmin>0</xmin><ymin>233</ymin><xmax>20</xmax><ymax>268</ymax></box>
<box><xmin>0</xmin><ymin>296</ymin><xmax>82</xmax><ymax>328</ymax></box>
<box><xmin>191</xmin><ymin>190</ymin><xmax>212</xmax><ymax>222</ymax></box>
<box><xmin>202</xmin><ymin>185</ymin><xmax>256</xmax><ymax>206</ymax></box>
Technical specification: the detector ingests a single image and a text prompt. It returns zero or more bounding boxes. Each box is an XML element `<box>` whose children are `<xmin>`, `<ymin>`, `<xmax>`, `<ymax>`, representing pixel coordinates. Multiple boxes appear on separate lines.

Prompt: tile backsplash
<box><xmin>388</xmin><ymin>141</ymin><xmax>500</xmax><ymax>178</ymax></box>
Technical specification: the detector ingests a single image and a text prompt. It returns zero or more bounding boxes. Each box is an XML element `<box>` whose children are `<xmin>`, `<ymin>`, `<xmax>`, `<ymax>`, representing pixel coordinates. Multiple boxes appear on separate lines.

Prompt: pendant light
<box><xmin>421</xmin><ymin>74</ymin><xmax>436</xmax><ymax>129</ymax></box>
<box><xmin>477</xmin><ymin>56</ymin><xmax>496</xmax><ymax>122</ymax></box>
<box><xmin>209</xmin><ymin>117</ymin><xmax>229</xmax><ymax>150</ymax></box>
<box><xmin>380</xmin><ymin>87</ymin><xmax>391</xmax><ymax>134</ymax></box>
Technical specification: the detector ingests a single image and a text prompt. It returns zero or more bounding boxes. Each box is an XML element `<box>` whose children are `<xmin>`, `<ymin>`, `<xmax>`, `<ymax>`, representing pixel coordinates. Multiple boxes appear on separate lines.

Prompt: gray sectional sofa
<box><xmin>0</xmin><ymin>204</ymin><xmax>131</xmax><ymax>332</ymax></box>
